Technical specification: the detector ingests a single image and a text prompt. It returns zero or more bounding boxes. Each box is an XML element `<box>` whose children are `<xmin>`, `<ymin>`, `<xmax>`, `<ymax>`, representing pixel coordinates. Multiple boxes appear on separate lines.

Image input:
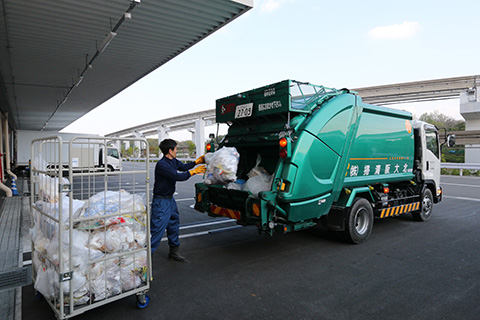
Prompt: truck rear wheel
<box><xmin>342</xmin><ymin>198</ymin><xmax>373</xmax><ymax>244</ymax></box>
<box><xmin>412</xmin><ymin>188</ymin><xmax>433</xmax><ymax>222</ymax></box>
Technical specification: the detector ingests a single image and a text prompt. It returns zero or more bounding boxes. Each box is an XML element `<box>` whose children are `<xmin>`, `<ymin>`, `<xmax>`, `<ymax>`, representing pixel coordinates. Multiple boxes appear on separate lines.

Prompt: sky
<box><xmin>62</xmin><ymin>0</ymin><xmax>480</xmax><ymax>140</ymax></box>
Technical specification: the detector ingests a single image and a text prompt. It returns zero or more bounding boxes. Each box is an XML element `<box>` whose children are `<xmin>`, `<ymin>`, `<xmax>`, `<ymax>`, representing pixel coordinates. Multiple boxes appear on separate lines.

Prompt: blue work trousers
<box><xmin>150</xmin><ymin>197</ymin><xmax>180</xmax><ymax>253</ymax></box>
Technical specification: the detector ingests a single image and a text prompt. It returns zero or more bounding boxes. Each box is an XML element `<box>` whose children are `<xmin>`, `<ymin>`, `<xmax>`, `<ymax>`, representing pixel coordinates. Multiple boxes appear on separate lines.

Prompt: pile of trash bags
<box><xmin>204</xmin><ymin>148</ymin><xmax>273</xmax><ymax>198</ymax></box>
<box><xmin>31</xmin><ymin>175</ymin><xmax>148</xmax><ymax>305</ymax></box>
<box><xmin>204</xmin><ymin>147</ymin><xmax>240</xmax><ymax>185</ymax></box>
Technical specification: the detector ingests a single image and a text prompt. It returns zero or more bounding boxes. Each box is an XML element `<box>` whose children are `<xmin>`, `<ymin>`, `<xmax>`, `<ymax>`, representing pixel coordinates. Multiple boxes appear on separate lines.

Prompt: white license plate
<box><xmin>234</xmin><ymin>103</ymin><xmax>253</xmax><ymax>119</ymax></box>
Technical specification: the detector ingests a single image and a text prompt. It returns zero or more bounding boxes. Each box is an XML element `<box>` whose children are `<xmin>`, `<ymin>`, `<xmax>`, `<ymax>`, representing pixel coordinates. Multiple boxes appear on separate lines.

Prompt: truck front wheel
<box><xmin>342</xmin><ymin>198</ymin><xmax>373</xmax><ymax>244</ymax></box>
<box><xmin>412</xmin><ymin>188</ymin><xmax>433</xmax><ymax>222</ymax></box>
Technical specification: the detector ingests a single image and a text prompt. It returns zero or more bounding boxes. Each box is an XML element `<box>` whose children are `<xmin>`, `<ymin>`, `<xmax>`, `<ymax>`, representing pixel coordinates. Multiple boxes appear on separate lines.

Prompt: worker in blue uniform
<box><xmin>151</xmin><ymin>138</ymin><xmax>206</xmax><ymax>262</ymax></box>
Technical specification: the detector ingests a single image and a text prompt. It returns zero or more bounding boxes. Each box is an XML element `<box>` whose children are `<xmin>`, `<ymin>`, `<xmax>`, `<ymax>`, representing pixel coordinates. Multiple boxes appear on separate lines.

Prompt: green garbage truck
<box><xmin>194</xmin><ymin>80</ymin><xmax>452</xmax><ymax>243</ymax></box>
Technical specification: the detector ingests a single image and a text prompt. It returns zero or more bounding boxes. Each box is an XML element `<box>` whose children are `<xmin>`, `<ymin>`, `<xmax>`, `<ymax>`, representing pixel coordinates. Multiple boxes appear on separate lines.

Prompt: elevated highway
<box><xmin>358</xmin><ymin>74</ymin><xmax>478</xmax><ymax>105</ymax></box>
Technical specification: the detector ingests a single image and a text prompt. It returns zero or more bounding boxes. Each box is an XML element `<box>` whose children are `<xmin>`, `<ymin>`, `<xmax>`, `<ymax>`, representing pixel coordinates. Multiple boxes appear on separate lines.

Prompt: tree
<box><xmin>184</xmin><ymin>140</ymin><xmax>196</xmax><ymax>157</ymax></box>
<box><xmin>147</xmin><ymin>138</ymin><xmax>159</xmax><ymax>157</ymax></box>
<box><xmin>418</xmin><ymin>111</ymin><xmax>465</xmax><ymax>131</ymax></box>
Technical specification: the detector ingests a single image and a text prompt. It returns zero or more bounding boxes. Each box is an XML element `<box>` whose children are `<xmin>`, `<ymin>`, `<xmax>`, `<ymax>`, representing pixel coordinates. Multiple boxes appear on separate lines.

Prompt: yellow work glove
<box><xmin>195</xmin><ymin>155</ymin><xmax>205</xmax><ymax>164</ymax></box>
<box><xmin>189</xmin><ymin>165</ymin><xmax>206</xmax><ymax>176</ymax></box>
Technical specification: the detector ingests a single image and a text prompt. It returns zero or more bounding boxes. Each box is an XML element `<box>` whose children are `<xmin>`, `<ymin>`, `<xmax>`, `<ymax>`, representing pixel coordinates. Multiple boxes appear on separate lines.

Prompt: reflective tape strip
<box><xmin>227</xmin><ymin>209</ymin><xmax>240</xmax><ymax>220</ymax></box>
<box><xmin>380</xmin><ymin>209</ymin><xmax>386</xmax><ymax>218</ymax></box>
<box><xmin>212</xmin><ymin>205</ymin><xmax>222</xmax><ymax>215</ymax></box>
<box><xmin>379</xmin><ymin>202</ymin><xmax>421</xmax><ymax>218</ymax></box>
<box><xmin>394</xmin><ymin>206</ymin><xmax>401</xmax><ymax>216</ymax></box>
<box><xmin>210</xmin><ymin>205</ymin><xmax>241</xmax><ymax>220</ymax></box>
<box><xmin>252</xmin><ymin>204</ymin><xmax>260</xmax><ymax>217</ymax></box>
<box><xmin>389</xmin><ymin>207</ymin><xmax>395</xmax><ymax>217</ymax></box>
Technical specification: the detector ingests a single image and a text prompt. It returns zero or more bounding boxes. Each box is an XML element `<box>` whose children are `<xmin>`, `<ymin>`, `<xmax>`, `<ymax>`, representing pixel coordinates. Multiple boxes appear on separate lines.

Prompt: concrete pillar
<box><xmin>133</xmin><ymin>130</ymin><xmax>142</xmax><ymax>158</ymax></box>
<box><xmin>194</xmin><ymin>118</ymin><xmax>205</xmax><ymax>158</ymax></box>
<box><xmin>188</xmin><ymin>128</ymin><xmax>195</xmax><ymax>142</ymax></box>
<box><xmin>460</xmin><ymin>88</ymin><xmax>480</xmax><ymax>163</ymax></box>
<box><xmin>157</xmin><ymin>125</ymin><xmax>169</xmax><ymax>143</ymax></box>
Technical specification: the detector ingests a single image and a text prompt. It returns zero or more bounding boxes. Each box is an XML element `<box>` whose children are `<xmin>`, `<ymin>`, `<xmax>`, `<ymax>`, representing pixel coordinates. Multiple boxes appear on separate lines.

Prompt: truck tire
<box><xmin>341</xmin><ymin>198</ymin><xmax>373</xmax><ymax>244</ymax></box>
<box><xmin>412</xmin><ymin>188</ymin><xmax>433</xmax><ymax>222</ymax></box>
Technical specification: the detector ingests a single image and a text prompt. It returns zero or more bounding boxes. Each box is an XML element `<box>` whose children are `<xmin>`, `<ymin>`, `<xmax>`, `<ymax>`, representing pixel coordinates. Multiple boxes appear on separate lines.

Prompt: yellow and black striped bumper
<box><xmin>210</xmin><ymin>204</ymin><xmax>242</xmax><ymax>220</ymax></box>
<box><xmin>380</xmin><ymin>202</ymin><xmax>420</xmax><ymax>218</ymax></box>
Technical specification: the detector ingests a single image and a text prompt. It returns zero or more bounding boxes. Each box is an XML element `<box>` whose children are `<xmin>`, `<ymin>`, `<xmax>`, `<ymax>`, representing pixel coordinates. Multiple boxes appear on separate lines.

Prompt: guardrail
<box><xmin>442</xmin><ymin>162</ymin><xmax>480</xmax><ymax>176</ymax></box>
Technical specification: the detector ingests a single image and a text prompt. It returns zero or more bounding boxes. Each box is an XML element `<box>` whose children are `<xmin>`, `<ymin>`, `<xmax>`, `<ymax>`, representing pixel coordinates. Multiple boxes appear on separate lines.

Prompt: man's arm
<box><xmin>156</xmin><ymin>160</ymin><xmax>191</xmax><ymax>181</ymax></box>
<box><xmin>174</xmin><ymin>159</ymin><xmax>196</xmax><ymax>172</ymax></box>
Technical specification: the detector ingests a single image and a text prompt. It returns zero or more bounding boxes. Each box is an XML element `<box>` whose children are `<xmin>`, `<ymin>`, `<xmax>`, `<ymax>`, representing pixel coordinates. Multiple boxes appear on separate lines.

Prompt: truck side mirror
<box><xmin>446</xmin><ymin>134</ymin><xmax>455</xmax><ymax>148</ymax></box>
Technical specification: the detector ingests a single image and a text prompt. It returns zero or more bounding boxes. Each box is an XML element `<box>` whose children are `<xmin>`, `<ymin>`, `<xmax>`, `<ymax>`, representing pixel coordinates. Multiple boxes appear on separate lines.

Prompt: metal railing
<box><xmin>442</xmin><ymin>162</ymin><xmax>480</xmax><ymax>176</ymax></box>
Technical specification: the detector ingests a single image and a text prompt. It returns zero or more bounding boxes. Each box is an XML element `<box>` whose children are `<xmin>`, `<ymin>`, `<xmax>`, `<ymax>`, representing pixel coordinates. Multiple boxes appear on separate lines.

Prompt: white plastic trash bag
<box><xmin>38</xmin><ymin>174</ymin><xmax>70</xmax><ymax>203</ymax></box>
<box><xmin>89</xmin><ymin>225</ymin><xmax>136</xmax><ymax>253</ymax></box>
<box><xmin>245</xmin><ymin>175</ymin><xmax>273</xmax><ymax>198</ymax></box>
<box><xmin>244</xmin><ymin>155</ymin><xmax>273</xmax><ymax>198</ymax></box>
<box><xmin>79</xmin><ymin>190</ymin><xmax>146</xmax><ymax>229</ymax></box>
<box><xmin>35</xmin><ymin>195</ymin><xmax>85</xmax><ymax>226</ymax></box>
<box><xmin>34</xmin><ymin>267</ymin><xmax>56</xmax><ymax>299</ymax></box>
<box><xmin>87</xmin><ymin>257</ymin><xmax>122</xmax><ymax>300</ymax></box>
<box><xmin>204</xmin><ymin>147</ymin><xmax>240</xmax><ymax>185</ymax></box>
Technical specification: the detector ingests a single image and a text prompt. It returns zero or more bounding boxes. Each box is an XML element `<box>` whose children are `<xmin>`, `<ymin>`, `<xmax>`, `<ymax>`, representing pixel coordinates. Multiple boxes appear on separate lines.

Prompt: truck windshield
<box><xmin>108</xmin><ymin>148</ymin><xmax>119</xmax><ymax>159</ymax></box>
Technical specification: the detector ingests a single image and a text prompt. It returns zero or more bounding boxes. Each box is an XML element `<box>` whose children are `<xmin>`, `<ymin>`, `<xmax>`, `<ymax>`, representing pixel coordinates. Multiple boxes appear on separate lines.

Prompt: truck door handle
<box><xmin>426</xmin><ymin>161</ymin><xmax>429</xmax><ymax>170</ymax></box>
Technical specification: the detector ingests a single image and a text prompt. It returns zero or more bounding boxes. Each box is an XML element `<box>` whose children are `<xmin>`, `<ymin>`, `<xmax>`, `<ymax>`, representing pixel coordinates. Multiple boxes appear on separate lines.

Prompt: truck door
<box><xmin>423</xmin><ymin>125</ymin><xmax>441</xmax><ymax>191</ymax></box>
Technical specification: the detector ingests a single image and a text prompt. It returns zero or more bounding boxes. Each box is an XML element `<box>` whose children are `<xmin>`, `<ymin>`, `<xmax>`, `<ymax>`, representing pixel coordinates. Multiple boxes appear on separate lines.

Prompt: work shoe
<box><xmin>168</xmin><ymin>246</ymin><xmax>187</xmax><ymax>263</ymax></box>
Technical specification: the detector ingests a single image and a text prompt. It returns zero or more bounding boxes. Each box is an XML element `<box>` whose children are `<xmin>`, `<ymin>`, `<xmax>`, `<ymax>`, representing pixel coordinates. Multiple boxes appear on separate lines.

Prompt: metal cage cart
<box><xmin>30</xmin><ymin>136</ymin><xmax>151</xmax><ymax>319</ymax></box>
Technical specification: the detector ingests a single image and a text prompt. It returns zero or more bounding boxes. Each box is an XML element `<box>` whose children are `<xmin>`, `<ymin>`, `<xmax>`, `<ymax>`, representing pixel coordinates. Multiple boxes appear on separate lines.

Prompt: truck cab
<box><xmin>413</xmin><ymin>120</ymin><xmax>442</xmax><ymax>202</ymax></box>
<box><xmin>99</xmin><ymin>146</ymin><xmax>122</xmax><ymax>172</ymax></box>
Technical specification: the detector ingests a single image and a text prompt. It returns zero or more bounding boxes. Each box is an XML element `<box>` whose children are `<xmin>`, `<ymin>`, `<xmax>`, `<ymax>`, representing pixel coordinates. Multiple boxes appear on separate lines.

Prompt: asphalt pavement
<box><xmin>22</xmin><ymin>174</ymin><xmax>480</xmax><ymax>320</ymax></box>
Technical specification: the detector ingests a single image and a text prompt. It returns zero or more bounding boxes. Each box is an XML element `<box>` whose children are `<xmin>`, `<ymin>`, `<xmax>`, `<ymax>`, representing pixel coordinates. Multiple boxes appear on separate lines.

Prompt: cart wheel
<box><xmin>137</xmin><ymin>294</ymin><xmax>150</xmax><ymax>309</ymax></box>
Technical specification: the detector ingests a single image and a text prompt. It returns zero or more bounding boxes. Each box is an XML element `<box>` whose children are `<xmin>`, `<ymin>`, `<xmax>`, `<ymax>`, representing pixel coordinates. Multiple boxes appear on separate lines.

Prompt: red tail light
<box><xmin>279</xmin><ymin>137</ymin><xmax>290</xmax><ymax>159</ymax></box>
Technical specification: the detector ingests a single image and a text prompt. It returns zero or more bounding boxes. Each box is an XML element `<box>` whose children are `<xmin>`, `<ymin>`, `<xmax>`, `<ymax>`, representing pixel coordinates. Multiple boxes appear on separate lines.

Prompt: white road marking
<box><xmin>161</xmin><ymin>225</ymin><xmax>242</xmax><ymax>242</ymax></box>
<box><xmin>180</xmin><ymin>219</ymin><xmax>236</xmax><ymax>230</ymax></box>
<box><xmin>443</xmin><ymin>195</ymin><xmax>480</xmax><ymax>202</ymax></box>
<box><xmin>442</xmin><ymin>182</ymin><xmax>480</xmax><ymax>188</ymax></box>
